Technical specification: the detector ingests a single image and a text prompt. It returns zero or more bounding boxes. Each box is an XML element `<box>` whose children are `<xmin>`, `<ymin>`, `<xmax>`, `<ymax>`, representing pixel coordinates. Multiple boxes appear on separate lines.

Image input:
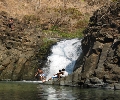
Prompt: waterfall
<box><xmin>43</xmin><ymin>38</ymin><xmax>82</xmax><ymax>80</ymax></box>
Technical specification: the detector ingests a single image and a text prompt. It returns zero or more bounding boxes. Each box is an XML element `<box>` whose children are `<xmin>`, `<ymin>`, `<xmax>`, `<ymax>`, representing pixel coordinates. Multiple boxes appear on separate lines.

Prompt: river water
<box><xmin>0</xmin><ymin>81</ymin><xmax>120</xmax><ymax>100</ymax></box>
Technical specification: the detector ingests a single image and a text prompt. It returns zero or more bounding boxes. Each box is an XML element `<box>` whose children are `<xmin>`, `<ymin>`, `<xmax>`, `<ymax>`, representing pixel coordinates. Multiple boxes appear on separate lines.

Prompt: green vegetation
<box><xmin>40</xmin><ymin>39</ymin><xmax>54</xmax><ymax>53</ymax></box>
<box><xmin>22</xmin><ymin>15</ymin><xmax>40</xmax><ymax>24</ymax></box>
<box><xmin>65</xmin><ymin>8</ymin><xmax>83</xmax><ymax>19</ymax></box>
<box><xmin>22</xmin><ymin>7</ymin><xmax>89</xmax><ymax>39</ymax></box>
<box><xmin>38</xmin><ymin>38</ymin><xmax>56</xmax><ymax>59</ymax></box>
<box><xmin>53</xmin><ymin>7</ymin><xmax>83</xmax><ymax>19</ymax></box>
<box><xmin>48</xmin><ymin>8</ymin><xmax>89</xmax><ymax>38</ymax></box>
<box><xmin>48</xmin><ymin>29</ymin><xmax>84</xmax><ymax>39</ymax></box>
<box><xmin>22</xmin><ymin>7</ymin><xmax>90</xmax><ymax>62</ymax></box>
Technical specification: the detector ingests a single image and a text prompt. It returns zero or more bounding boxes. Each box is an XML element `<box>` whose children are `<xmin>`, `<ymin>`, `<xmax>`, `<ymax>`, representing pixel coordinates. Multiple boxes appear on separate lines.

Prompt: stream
<box><xmin>0</xmin><ymin>81</ymin><xmax>120</xmax><ymax>100</ymax></box>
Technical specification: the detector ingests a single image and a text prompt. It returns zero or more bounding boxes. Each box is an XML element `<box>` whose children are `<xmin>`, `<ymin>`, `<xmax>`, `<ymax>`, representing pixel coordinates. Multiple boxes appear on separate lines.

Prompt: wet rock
<box><xmin>90</xmin><ymin>77</ymin><xmax>103</xmax><ymax>84</ymax></box>
<box><xmin>114</xmin><ymin>83</ymin><xmax>120</xmax><ymax>90</ymax></box>
<box><xmin>64</xmin><ymin>74</ymin><xmax>73</xmax><ymax>86</ymax></box>
<box><xmin>73</xmin><ymin>1</ymin><xmax>120</xmax><ymax>87</ymax></box>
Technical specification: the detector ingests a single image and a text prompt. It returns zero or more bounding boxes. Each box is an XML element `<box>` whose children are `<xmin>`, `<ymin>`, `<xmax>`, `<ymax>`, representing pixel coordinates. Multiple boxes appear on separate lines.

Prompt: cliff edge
<box><xmin>73</xmin><ymin>1</ymin><xmax>120</xmax><ymax>89</ymax></box>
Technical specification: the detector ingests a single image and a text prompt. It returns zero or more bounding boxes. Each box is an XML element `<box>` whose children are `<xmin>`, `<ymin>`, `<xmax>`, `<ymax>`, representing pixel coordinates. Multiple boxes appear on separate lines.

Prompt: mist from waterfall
<box><xmin>43</xmin><ymin>38</ymin><xmax>82</xmax><ymax>80</ymax></box>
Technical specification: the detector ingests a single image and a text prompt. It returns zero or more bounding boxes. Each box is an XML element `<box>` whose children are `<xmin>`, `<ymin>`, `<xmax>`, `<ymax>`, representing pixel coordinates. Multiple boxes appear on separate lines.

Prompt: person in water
<box><xmin>56</xmin><ymin>68</ymin><xmax>68</xmax><ymax>79</ymax></box>
<box><xmin>60</xmin><ymin>68</ymin><xmax>68</xmax><ymax>78</ymax></box>
<box><xmin>8</xmin><ymin>18</ymin><xmax>14</xmax><ymax>31</ymax></box>
<box><xmin>48</xmin><ymin>70</ymin><xmax>62</xmax><ymax>81</ymax></box>
<box><xmin>35</xmin><ymin>68</ymin><xmax>46</xmax><ymax>82</ymax></box>
<box><xmin>48</xmin><ymin>68</ymin><xmax>68</xmax><ymax>81</ymax></box>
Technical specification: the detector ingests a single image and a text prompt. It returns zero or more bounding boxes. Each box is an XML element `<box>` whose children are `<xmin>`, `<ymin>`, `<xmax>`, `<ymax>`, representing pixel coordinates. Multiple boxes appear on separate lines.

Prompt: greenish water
<box><xmin>0</xmin><ymin>81</ymin><xmax>120</xmax><ymax>100</ymax></box>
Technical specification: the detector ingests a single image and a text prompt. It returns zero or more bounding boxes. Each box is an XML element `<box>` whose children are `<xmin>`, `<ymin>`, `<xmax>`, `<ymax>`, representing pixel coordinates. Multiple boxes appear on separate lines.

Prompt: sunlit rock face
<box><xmin>73</xmin><ymin>1</ymin><xmax>120</xmax><ymax>88</ymax></box>
<box><xmin>0</xmin><ymin>11</ymin><xmax>42</xmax><ymax>81</ymax></box>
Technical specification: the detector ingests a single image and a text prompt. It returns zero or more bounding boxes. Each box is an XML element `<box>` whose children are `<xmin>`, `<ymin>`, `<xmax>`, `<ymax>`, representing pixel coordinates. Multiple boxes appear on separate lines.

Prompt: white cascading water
<box><xmin>43</xmin><ymin>38</ymin><xmax>82</xmax><ymax>80</ymax></box>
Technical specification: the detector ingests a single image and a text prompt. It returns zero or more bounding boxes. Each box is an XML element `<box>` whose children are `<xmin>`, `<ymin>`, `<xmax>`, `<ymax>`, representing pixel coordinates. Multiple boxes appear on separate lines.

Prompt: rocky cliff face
<box><xmin>0</xmin><ymin>11</ymin><xmax>44</xmax><ymax>80</ymax></box>
<box><xmin>74</xmin><ymin>1</ymin><xmax>120</xmax><ymax>88</ymax></box>
<box><xmin>0</xmin><ymin>0</ymin><xmax>114</xmax><ymax>81</ymax></box>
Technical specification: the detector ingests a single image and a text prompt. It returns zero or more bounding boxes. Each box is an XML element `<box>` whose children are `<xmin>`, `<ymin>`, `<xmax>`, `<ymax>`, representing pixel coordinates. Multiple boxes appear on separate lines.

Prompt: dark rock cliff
<box><xmin>0</xmin><ymin>11</ymin><xmax>45</xmax><ymax>81</ymax></box>
<box><xmin>73</xmin><ymin>1</ymin><xmax>120</xmax><ymax>88</ymax></box>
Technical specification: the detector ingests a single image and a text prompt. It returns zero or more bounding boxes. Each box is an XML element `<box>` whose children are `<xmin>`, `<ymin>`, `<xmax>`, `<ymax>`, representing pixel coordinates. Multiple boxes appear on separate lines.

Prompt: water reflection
<box><xmin>37</xmin><ymin>85</ymin><xmax>76</xmax><ymax>100</ymax></box>
<box><xmin>37</xmin><ymin>85</ymin><xmax>120</xmax><ymax>100</ymax></box>
<box><xmin>0</xmin><ymin>82</ymin><xmax>38</xmax><ymax>100</ymax></box>
<box><xmin>0</xmin><ymin>82</ymin><xmax>120</xmax><ymax>100</ymax></box>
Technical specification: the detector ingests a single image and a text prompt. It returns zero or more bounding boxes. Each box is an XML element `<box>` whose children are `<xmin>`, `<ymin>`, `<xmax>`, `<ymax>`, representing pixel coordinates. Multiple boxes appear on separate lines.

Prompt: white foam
<box><xmin>43</xmin><ymin>38</ymin><xmax>82</xmax><ymax>80</ymax></box>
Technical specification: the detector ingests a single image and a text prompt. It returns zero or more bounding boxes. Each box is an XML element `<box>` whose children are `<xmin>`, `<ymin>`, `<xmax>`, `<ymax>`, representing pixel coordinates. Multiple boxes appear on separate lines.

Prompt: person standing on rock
<box><xmin>48</xmin><ymin>70</ymin><xmax>62</xmax><ymax>81</ymax></box>
<box><xmin>35</xmin><ymin>68</ymin><xmax>46</xmax><ymax>82</ymax></box>
<box><xmin>8</xmin><ymin>18</ymin><xmax>14</xmax><ymax>31</ymax></box>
